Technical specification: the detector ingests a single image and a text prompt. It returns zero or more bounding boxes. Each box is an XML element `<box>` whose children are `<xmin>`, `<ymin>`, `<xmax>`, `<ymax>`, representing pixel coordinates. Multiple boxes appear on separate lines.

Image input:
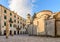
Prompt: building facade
<box><xmin>0</xmin><ymin>5</ymin><xmax>26</xmax><ymax>35</ymax></box>
<box><xmin>33</xmin><ymin>10</ymin><xmax>52</xmax><ymax>35</ymax></box>
<box><xmin>1</xmin><ymin>4</ymin><xmax>60</xmax><ymax>37</ymax></box>
<box><xmin>30</xmin><ymin>10</ymin><xmax>60</xmax><ymax>37</ymax></box>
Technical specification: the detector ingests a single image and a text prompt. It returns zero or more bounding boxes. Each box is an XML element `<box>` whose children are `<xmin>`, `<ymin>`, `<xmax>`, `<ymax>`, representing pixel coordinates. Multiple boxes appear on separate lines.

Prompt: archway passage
<box><xmin>10</xmin><ymin>30</ymin><xmax>12</xmax><ymax>35</ymax></box>
<box><xmin>14</xmin><ymin>31</ymin><xmax>16</xmax><ymax>35</ymax></box>
<box><xmin>4</xmin><ymin>30</ymin><xmax>6</xmax><ymax>35</ymax></box>
<box><xmin>17</xmin><ymin>31</ymin><xmax>19</xmax><ymax>35</ymax></box>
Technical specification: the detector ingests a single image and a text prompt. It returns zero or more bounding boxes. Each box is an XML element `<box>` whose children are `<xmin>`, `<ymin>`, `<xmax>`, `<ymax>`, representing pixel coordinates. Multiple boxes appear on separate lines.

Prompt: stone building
<box><xmin>31</xmin><ymin>10</ymin><xmax>60</xmax><ymax>37</ymax></box>
<box><xmin>25</xmin><ymin>14</ymin><xmax>32</xmax><ymax>34</ymax></box>
<box><xmin>0</xmin><ymin>5</ymin><xmax>26</xmax><ymax>35</ymax></box>
<box><xmin>53</xmin><ymin>12</ymin><xmax>60</xmax><ymax>36</ymax></box>
<box><xmin>26</xmin><ymin>14</ymin><xmax>32</xmax><ymax>25</ymax></box>
<box><xmin>20</xmin><ymin>17</ymin><xmax>26</xmax><ymax>34</ymax></box>
<box><xmin>33</xmin><ymin>10</ymin><xmax>52</xmax><ymax>35</ymax></box>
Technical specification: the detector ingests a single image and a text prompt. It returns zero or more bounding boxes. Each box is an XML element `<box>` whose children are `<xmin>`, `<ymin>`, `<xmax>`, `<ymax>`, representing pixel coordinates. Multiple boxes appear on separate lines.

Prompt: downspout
<box><xmin>0</xmin><ymin>6</ymin><xmax>2</xmax><ymax>35</ymax></box>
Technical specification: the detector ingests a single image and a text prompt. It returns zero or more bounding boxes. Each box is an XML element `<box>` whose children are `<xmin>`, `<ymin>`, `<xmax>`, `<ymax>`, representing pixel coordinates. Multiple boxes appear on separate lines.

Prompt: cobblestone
<box><xmin>0</xmin><ymin>35</ymin><xmax>60</xmax><ymax>42</ymax></box>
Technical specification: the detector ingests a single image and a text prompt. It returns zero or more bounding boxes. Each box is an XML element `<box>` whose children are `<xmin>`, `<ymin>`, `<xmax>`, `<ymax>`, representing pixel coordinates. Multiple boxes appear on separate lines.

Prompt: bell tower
<box><xmin>26</xmin><ymin>14</ymin><xmax>31</xmax><ymax>25</ymax></box>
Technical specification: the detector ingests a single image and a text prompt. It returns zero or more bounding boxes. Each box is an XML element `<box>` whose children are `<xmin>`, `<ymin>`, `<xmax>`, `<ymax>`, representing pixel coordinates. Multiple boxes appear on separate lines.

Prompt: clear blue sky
<box><xmin>32</xmin><ymin>0</ymin><xmax>60</xmax><ymax>13</ymax></box>
<box><xmin>0</xmin><ymin>0</ymin><xmax>9</xmax><ymax>8</ymax></box>
<box><xmin>0</xmin><ymin>0</ymin><xmax>60</xmax><ymax>14</ymax></box>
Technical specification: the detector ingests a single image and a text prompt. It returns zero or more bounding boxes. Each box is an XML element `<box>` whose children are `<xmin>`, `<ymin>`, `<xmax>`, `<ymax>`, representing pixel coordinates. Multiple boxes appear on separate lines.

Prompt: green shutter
<box><xmin>10</xmin><ymin>13</ymin><xmax>12</xmax><ymax>16</ymax></box>
<box><xmin>10</xmin><ymin>24</ymin><xmax>12</xmax><ymax>27</ymax></box>
<box><xmin>4</xmin><ymin>22</ymin><xmax>6</xmax><ymax>26</ymax></box>
<box><xmin>4</xmin><ymin>10</ymin><xmax>6</xmax><ymax>13</ymax></box>
<box><xmin>4</xmin><ymin>15</ymin><xmax>7</xmax><ymax>19</ymax></box>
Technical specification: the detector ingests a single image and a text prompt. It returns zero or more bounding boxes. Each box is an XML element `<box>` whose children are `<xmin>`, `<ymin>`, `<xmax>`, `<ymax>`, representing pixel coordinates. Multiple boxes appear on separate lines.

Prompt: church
<box><xmin>27</xmin><ymin>10</ymin><xmax>60</xmax><ymax>37</ymax></box>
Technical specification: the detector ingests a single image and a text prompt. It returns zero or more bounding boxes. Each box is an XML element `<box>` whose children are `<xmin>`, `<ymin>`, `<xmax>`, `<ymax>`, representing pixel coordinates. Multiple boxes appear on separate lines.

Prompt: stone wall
<box><xmin>56</xmin><ymin>20</ymin><xmax>60</xmax><ymax>36</ymax></box>
<box><xmin>45</xmin><ymin>19</ymin><xmax>55</xmax><ymax>36</ymax></box>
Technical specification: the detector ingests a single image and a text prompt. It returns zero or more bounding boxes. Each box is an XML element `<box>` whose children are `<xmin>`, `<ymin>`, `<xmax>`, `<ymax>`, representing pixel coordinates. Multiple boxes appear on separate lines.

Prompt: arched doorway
<box><xmin>14</xmin><ymin>31</ymin><xmax>16</xmax><ymax>35</ymax></box>
<box><xmin>10</xmin><ymin>30</ymin><xmax>12</xmax><ymax>35</ymax></box>
<box><xmin>4</xmin><ymin>30</ymin><xmax>6</xmax><ymax>35</ymax></box>
<box><xmin>17</xmin><ymin>31</ymin><xmax>19</xmax><ymax>35</ymax></box>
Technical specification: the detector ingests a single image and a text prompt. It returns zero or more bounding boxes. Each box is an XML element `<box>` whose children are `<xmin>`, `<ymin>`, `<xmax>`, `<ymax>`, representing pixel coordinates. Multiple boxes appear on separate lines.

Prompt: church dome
<box><xmin>40</xmin><ymin>10</ymin><xmax>52</xmax><ymax>13</ymax></box>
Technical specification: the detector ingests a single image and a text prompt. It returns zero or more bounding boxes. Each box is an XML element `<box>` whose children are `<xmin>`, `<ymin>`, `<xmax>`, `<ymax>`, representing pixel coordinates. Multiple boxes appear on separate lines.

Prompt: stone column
<box><xmin>11</xmin><ymin>30</ymin><xmax>14</xmax><ymax>36</ymax></box>
<box><xmin>16</xmin><ymin>31</ymin><xmax>17</xmax><ymax>35</ymax></box>
<box><xmin>1</xmin><ymin>30</ymin><xmax>4</xmax><ymax>35</ymax></box>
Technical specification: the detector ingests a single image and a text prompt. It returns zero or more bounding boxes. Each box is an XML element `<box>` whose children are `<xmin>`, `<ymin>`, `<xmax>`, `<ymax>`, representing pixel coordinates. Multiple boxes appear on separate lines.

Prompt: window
<box><xmin>9</xmin><ymin>18</ymin><xmax>13</xmax><ymax>23</ymax></box>
<box><xmin>10</xmin><ymin>13</ymin><xmax>12</xmax><ymax>16</ymax></box>
<box><xmin>14</xmin><ymin>20</ymin><xmax>16</xmax><ymax>22</ymax></box>
<box><xmin>10</xmin><ymin>24</ymin><xmax>12</xmax><ymax>27</ymax></box>
<box><xmin>20</xmin><ymin>22</ymin><xmax>22</xmax><ymax>24</ymax></box>
<box><xmin>18</xmin><ymin>26</ymin><xmax>19</xmax><ymax>28</ymax></box>
<box><xmin>20</xmin><ymin>18</ymin><xmax>22</xmax><ymax>20</ymax></box>
<box><xmin>4</xmin><ymin>22</ymin><xmax>6</xmax><ymax>26</ymax></box>
<box><xmin>18</xmin><ymin>17</ymin><xmax>19</xmax><ymax>19</ymax></box>
<box><xmin>18</xmin><ymin>21</ymin><xmax>19</xmax><ymax>23</ymax></box>
<box><xmin>14</xmin><ymin>15</ymin><xmax>16</xmax><ymax>18</ymax></box>
<box><xmin>4</xmin><ymin>15</ymin><xmax>7</xmax><ymax>19</ymax></box>
<box><xmin>4</xmin><ymin>10</ymin><xmax>7</xmax><ymax>13</ymax></box>
<box><xmin>37</xmin><ymin>21</ymin><xmax>39</xmax><ymax>25</ymax></box>
<box><xmin>10</xmin><ymin>18</ymin><xmax>12</xmax><ymax>21</ymax></box>
<box><xmin>13</xmin><ymin>24</ymin><xmax>16</xmax><ymax>27</ymax></box>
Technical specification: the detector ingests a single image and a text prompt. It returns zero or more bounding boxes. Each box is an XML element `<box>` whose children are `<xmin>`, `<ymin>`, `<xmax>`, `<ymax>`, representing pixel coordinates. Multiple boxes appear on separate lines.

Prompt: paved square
<box><xmin>0</xmin><ymin>35</ymin><xmax>60</xmax><ymax>42</ymax></box>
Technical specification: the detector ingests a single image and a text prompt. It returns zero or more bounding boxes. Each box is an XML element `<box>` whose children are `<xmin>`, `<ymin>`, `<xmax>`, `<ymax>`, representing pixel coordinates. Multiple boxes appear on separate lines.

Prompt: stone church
<box><xmin>27</xmin><ymin>10</ymin><xmax>60</xmax><ymax>37</ymax></box>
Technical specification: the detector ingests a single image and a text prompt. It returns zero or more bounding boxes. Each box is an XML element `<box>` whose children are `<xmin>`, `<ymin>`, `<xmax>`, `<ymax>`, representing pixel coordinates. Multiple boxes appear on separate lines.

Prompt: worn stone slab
<box><xmin>45</xmin><ymin>19</ymin><xmax>55</xmax><ymax>36</ymax></box>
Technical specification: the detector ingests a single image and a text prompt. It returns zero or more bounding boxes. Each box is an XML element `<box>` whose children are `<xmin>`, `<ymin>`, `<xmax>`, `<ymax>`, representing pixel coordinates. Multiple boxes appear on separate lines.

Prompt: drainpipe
<box><xmin>0</xmin><ymin>6</ymin><xmax>2</xmax><ymax>35</ymax></box>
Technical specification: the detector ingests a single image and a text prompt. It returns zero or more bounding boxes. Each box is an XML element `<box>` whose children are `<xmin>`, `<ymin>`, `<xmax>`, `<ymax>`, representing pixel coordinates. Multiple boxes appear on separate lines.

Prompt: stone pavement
<box><xmin>0</xmin><ymin>35</ymin><xmax>60</xmax><ymax>42</ymax></box>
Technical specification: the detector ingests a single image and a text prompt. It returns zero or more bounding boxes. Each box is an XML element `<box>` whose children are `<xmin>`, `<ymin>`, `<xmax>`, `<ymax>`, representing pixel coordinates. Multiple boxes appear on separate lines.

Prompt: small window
<box><xmin>18</xmin><ymin>21</ymin><xmax>19</xmax><ymax>23</ymax></box>
<box><xmin>14</xmin><ymin>20</ymin><xmax>16</xmax><ymax>22</ymax></box>
<box><xmin>10</xmin><ymin>13</ymin><xmax>12</xmax><ymax>16</ymax></box>
<box><xmin>13</xmin><ymin>24</ymin><xmax>16</xmax><ymax>27</ymax></box>
<box><xmin>4</xmin><ymin>10</ymin><xmax>7</xmax><ymax>13</ymax></box>
<box><xmin>18</xmin><ymin>17</ymin><xmax>19</xmax><ymax>19</ymax></box>
<box><xmin>10</xmin><ymin>18</ymin><xmax>12</xmax><ymax>21</ymax></box>
<box><xmin>20</xmin><ymin>18</ymin><xmax>22</xmax><ymax>20</ymax></box>
<box><xmin>18</xmin><ymin>26</ymin><xmax>19</xmax><ymax>28</ymax></box>
<box><xmin>4</xmin><ymin>15</ymin><xmax>7</xmax><ymax>19</ymax></box>
<box><xmin>10</xmin><ymin>24</ymin><xmax>12</xmax><ymax>27</ymax></box>
<box><xmin>4</xmin><ymin>22</ymin><xmax>6</xmax><ymax>26</ymax></box>
<box><xmin>20</xmin><ymin>22</ymin><xmax>22</xmax><ymax>24</ymax></box>
<box><xmin>14</xmin><ymin>15</ymin><xmax>16</xmax><ymax>18</ymax></box>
